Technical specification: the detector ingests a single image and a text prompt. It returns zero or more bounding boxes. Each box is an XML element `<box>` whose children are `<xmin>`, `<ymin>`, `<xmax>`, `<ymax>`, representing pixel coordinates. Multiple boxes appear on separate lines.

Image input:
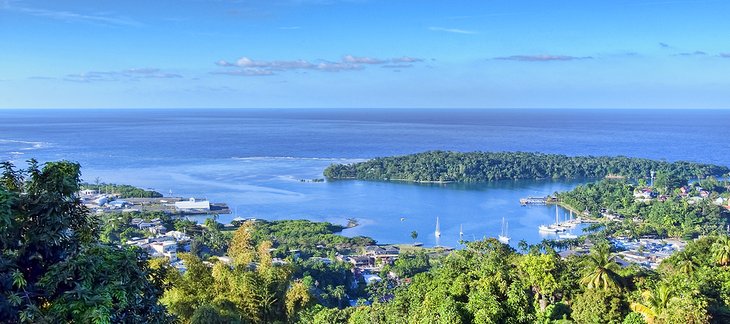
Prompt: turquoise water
<box><xmin>1</xmin><ymin>109</ymin><xmax>729</xmax><ymax>247</ymax></box>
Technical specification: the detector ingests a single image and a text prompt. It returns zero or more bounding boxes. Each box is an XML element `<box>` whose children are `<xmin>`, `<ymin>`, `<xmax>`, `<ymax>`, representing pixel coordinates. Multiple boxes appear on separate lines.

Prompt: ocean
<box><xmin>1</xmin><ymin>108</ymin><xmax>729</xmax><ymax>247</ymax></box>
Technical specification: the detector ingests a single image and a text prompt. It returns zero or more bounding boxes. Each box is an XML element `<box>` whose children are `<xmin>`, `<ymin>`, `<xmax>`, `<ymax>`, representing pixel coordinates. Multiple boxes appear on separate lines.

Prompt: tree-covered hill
<box><xmin>81</xmin><ymin>182</ymin><xmax>163</xmax><ymax>198</ymax></box>
<box><xmin>323</xmin><ymin>151</ymin><xmax>730</xmax><ymax>182</ymax></box>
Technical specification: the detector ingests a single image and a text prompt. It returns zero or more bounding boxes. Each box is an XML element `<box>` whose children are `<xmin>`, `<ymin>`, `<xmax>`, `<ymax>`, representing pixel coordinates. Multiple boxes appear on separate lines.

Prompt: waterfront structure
<box><xmin>174</xmin><ymin>197</ymin><xmax>211</xmax><ymax>211</ymax></box>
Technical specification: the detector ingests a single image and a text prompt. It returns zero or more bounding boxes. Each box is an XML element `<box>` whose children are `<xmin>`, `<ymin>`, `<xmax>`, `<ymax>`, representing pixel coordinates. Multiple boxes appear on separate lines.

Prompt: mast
<box><xmin>459</xmin><ymin>224</ymin><xmax>463</xmax><ymax>240</ymax></box>
<box><xmin>555</xmin><ymin>205</ymin><xmax>559</xmax><ymax>224</ymax></box>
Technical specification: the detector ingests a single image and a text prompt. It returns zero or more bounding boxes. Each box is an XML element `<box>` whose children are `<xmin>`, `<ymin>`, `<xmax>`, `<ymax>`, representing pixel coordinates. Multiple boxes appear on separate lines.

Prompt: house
<box><xmin>174</xmin><ymin>198</ymin><xmax>210</xmax><ymax>211</ymax></box>
<box><xmin>633</xmin><ymin>188</ymin><xmax>656</xmax><ymax>199</ymax></box>
<box><xmin>149</xmin><ymin>225</ymin><xmax>167</xmax><ymax>235</ymax></box>
<box><xmin>165</xmin><ymin>230</ymin><xmax>190</xmax><ymax>241</ymax></box>
<box><xmin>134</xmin><ymin>218</ymin><xmax>162</xmax><ymax>230</ymax></box>
<box><xmin>310</xmin><ymin>257</ymin><xmax>333</xmax><ymax>265</ymax></box>
<box><xmin>150</xmin><ymin>241</ymin><xmax>178</xmax><ymax>261</ymax></box>
<box><xmin>362</xmin><ymin>273</ymin><xmax>382</xmax><ymax>285</ymax></box>
<box><xmin>347</xmin><ymin>256</ymin><xmax>374</xmax><ymax>268</ymax></box>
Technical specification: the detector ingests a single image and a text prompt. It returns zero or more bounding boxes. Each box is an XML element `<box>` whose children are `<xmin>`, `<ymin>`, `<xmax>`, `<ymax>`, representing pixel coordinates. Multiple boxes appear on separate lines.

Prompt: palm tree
<box><xmin>712</xmin><ymin>235</ymin><xmax>730</xmax><ymax>266</ymax></box>
<box><xmin>517</xmin><ymin>239</ymin><xmax>529</xmax><ymax>253</ymax></box>
<box><xmin>673</xmin><ymin>250</ymin><xmax>697</xmax><ymax>276</ymax></box>
<box><xmin>580</xmin><ymin>243</ymin><xmax>623</xmax><ymax>290</ymax></box>
<box><xmin>630</xmin><ymin>283</ymin><xmax>676</xmax><ymax>324</ymax></box>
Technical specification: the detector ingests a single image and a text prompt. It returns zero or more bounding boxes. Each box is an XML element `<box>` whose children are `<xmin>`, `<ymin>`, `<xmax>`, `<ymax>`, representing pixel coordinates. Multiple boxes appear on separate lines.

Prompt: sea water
<box><xmin>1</xmin><ymin>108</ymin><xmax>729</xmax><ymax>247</ymax></box>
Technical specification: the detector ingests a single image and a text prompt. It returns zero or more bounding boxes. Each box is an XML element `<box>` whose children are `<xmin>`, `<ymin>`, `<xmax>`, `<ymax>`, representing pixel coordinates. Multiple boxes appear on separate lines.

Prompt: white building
<box><xmin>174</xmin><ymin>198</ymin><xmax>210</xmax><ymax>211</ymax></box>
<box><xmin>150</xmin><ymin>241</ymin><xmax>178</xmax><ymax>261</ymax></box>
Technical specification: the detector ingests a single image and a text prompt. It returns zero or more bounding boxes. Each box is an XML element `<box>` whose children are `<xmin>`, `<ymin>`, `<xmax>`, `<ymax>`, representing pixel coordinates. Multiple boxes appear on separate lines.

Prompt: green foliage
<box><xmin>571</xmin><ymin>289</ymin><xmax>627</xmax><ymax>324</ymax></box>
<box><xmin>389</xmin><ymin>252</ymin><xmax>430</xmax><ymax>278</ymax></box>
<box><xmin>163</xmin><ymin>224</ymin><xmax>307</xmax><ymax>324</ymax></box>
<box><xmin>557</xmin><ymin>179</ymin><xmax>730</xmax><ymax>238</ymax></box>
<box><xmin>580</xmin><ymin>243</ymin><xmax>623</xmax><ymax>291</ymax></box>
<box><xmin>81</xmin><ymin>182</ymin><xmax>163</xmax><ymax>198</ymax></box>
<box><xmin>250</xmin><ymin>219</ymin><xmax>375</xmax><ymax>257</ymax></box>
<box><xmin>0</xmin><ymin>160</ymin><xmax>170</xmax><ymax>323</ymax></box>
<box><xmin>622</xmin><ymin>312</ymin><xmax>647</xmax><ymax>324</ymax></box>
<box><xmin>324</xmin><ymin>151</ymin><xmax>728</xmax><ymax>182</ymax></box>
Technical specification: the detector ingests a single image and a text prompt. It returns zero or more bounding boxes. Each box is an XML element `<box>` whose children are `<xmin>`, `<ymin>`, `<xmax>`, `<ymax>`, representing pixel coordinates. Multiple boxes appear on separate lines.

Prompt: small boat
<box><xmin>498</xmin><ymin>217</ymin><xmax>510</xmax><ymax>244</ymax></box>
<box><xmin>435</xmin><ymin>217</ymin><xmax>441</xmax><ymax>237</ymax></box>
<box><xmin>539</xmin><ymin>225</ymin><xmax>559</xmax><ymax>233</ymax></box>
<box><xmin>559</xmin><ymin>232</ymin><xmax>578</xmax><ymax>239</ymax></box>
<box><xmin>459</xmin><ymin>224</ymin><xmax>464</xmax><ymax>241</ymax></box>
<box><xmin>400</xmin><ymin>217</ymin><xmax>406</xmax><ymax>222</ymax></box>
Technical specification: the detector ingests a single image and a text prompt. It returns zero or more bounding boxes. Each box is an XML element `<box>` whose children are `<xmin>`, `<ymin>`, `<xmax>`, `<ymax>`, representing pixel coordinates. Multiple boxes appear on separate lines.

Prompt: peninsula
<box><xmin>324</xmin><ymin>151</ymin><xmax>730</xmax><ymax>182</ymax></box>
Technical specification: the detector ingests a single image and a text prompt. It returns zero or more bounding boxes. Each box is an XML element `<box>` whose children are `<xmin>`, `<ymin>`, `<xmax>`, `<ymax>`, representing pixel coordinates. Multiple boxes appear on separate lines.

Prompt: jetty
<box><xmin>520</xmin><ymin>196</ymin><xmax>558</xmax><ymax>206</ymax></box>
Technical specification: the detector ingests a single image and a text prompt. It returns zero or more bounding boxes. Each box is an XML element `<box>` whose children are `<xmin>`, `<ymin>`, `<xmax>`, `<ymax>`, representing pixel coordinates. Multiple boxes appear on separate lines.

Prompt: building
<box><xmin>174</xmin><ymin>197</ymin><xmax>210</xmax><ymax>211</ymax></box>
<box><xmin>347</xmin><ymin>255</ymin><xmax>374</xmax><ymax>268</ymax></box>
<box><xmin>79</xmin><ymin>189</ymin><xmax>98</xmax><ymax>196</ymax></box>
<box><xmin>150</xmin><ymin>241</ymin><xmax>178</xmax><ymax>261</ymax></box>
<box><xmin>364</xmin><ymin>245</ymin><xmax>400</xmax><ymax>265</ymax></box>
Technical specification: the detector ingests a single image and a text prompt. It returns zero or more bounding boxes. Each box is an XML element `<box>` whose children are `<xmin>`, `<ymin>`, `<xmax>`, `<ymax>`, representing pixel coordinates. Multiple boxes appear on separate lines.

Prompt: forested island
<box><xmin>324</xmin><ymin>151</ymin><xmax>730</xmax><ymax>182</ymax></box>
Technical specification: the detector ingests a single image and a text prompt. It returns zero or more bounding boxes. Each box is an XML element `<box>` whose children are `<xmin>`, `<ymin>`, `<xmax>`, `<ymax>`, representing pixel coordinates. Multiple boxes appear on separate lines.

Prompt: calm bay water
<box><xmin>1</xmin><ymin>109</ymin><xmax>729</xmax><ymax>247</ymax></box>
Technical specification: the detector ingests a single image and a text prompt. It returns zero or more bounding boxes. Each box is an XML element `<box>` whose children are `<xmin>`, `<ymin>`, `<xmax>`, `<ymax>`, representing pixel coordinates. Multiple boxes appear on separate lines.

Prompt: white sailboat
<box><xmin>435</xmin><ymin>217</ymin><xmax>441</xmax><ymax>237</ymax></box>
<box><xmin>539</xmin><ymin>205</ymin><xmax>565</xmax><ymax>233</ymax></box>
<box><xmin>498</xmin><ymin>217</ymin><xmax>510</xmax><ymax>244</ymax></box>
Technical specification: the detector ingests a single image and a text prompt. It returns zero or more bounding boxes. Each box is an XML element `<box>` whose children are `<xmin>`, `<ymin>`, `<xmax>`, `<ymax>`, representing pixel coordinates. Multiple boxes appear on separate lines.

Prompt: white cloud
<box><xmin>343</xmin><ymin>55</ymin><xmax>387</xmax><ymax>64</ymax></box>
<box><xmin>214</xmin><ymin>54</ymin><xmax>424</xmax><ymax>76</ymax></box>
<box><xmin>428</xmin><ymin>26</ymin><xmax>477</xmax><ymax>35</ymax></box>
<box><xmin>63</xmin><ymin>68</ymin><xmax>182</xmax><ymax>82</ymax></box>
<box><xmin>493</xmin><ymin>54</ymin><xmax>593</xmax><ymax>62</ymax></box>
<box><xmin>3</xmin><ymin>4</ymin><xmax>142</xmax><ymax>27</ymax></box>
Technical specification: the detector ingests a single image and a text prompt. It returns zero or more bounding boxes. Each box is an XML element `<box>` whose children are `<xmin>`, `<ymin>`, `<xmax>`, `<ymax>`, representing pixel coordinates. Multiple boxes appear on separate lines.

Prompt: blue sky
<box><xmin>1</xmin><ymin>0</ymin><xmax>729</xmax><ymax>108</ymax></box>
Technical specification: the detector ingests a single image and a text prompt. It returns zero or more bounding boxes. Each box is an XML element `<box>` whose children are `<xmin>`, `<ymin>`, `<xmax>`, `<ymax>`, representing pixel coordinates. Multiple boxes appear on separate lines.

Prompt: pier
<box><xmin>519</xmin><ymin>196</ymin><xmax>558</xmax><ymax>206</ymax></box>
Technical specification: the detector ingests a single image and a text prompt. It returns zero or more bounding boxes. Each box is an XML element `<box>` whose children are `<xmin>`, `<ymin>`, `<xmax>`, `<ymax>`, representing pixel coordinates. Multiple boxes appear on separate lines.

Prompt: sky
<box><xmin>1</xmin><ymin>0</ymin><xmax>729</xmax><ymax>109</ymax></box>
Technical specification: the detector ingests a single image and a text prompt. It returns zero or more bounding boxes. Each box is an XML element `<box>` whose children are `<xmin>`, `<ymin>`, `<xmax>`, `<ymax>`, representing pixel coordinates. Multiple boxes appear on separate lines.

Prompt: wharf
<box><xmin>520</xmin><ymin>196</ymin><xmax>558</xmax><ymax>206</ymax></box>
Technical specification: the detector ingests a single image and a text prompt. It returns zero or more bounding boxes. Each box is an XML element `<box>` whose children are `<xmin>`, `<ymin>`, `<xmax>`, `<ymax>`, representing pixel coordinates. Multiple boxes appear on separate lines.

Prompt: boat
<box><xmin>539</xmin><ymin>225</ymin><xmax>559</xmax><ymax>233</ymax></box>
<box><xmin>435</xmin><ymin>217</ymin><xmax>441</xmax><ymax>237</ymax></box>
<box><xmin>498</xmin><ymin>217</ymin><xmax>510</xmax><ymax>244</ymax></box>
<box><xmin>538</xmin><ymin>205</ymin><xmax>566</xmax><ymax>233</ymax></box>
<box><xmin>459</xmin><ymin>224</ymin><xmax>464</xmax><ymax>241</ymax></box>
<box><xmin>559</xmin><ymin>232</ymin><xmax>578</xmax><ymax>239</ymax></box>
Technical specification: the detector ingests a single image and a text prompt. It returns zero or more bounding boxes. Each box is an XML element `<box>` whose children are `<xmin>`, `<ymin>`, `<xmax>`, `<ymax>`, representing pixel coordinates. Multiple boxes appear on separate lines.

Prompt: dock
<box><xmin>520</xmin><ymin>196</ymin><xmax>558</xmax><ymax>205</ymax></box>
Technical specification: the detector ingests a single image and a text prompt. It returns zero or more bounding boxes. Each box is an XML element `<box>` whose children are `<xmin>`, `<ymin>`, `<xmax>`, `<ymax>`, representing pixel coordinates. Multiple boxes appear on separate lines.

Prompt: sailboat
<box><xmin>459</xmin><ymin>224</ymin><xmax>464</xmax><ymax>241</ymax></box>
<box><xmin>539</xmin><ymin>205</ymin><xmax>565</xmax><ymax>233</ymax></box>
<box><xmin>435</xmin><ymin>217</ymin><xmax>441</xmax><ymax>237</ymax></box>
<box><xmin>498</xmin><ymin>217</ymin><xmax>510</xmax><ymax>244</ymax></box>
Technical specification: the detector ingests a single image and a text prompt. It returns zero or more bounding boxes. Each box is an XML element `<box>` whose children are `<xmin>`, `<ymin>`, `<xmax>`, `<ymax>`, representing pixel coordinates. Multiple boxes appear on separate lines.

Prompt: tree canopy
<box><xmin>0</xmin><ymin>160</ymin><xmax>170</xmax><ymax>323</ymax></box>
<box><xmin>323</xmin><ymin>151</ymin><xmax>729</xmax><ymax>182</ymax></box>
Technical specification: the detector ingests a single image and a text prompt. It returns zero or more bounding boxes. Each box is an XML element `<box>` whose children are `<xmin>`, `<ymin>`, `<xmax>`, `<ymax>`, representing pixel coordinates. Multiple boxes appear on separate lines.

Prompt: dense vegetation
<box><xmin>324</xmin><ymin>151</ymin><xmax>729</xmax><ymax>182</ymax></box>
<box><xmin>6</xmin><ymin>159</ymin><xmax>730</xmax><ymax>323</ymax></box>
<box><xmin>81</xmin><ymin>182</ymin><xmax>163</xmax><ymax>198</ymax></box>
<box><xmin>557</xmin><ymin>178</ymin><xmax>730</xmax><ymax>238</ymax></box>
<box><xmin>0</xmin><ymin>160</ymin><xmax>171</xmax><ymax>323</ymax></box>
<box><xmin>248</xmin><ymin>219</ymin><xmax>375</xmax><ymax>258</ymax></box>
<box><xmin>302</xmin><ymin>237</ymin><xmax>730</xmax><ymax>324</ymax></box>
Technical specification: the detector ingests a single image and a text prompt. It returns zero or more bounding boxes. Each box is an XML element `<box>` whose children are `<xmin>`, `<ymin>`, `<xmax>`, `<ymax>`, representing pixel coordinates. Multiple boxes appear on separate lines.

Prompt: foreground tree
<box><xmin>711</xmin><ymin>235</ymin><xmax>730</xmax><ymax>266</ymax></box>
<box><xmin>580</xmin><ymin>243</ymin><xmax>623</xmax><ymax>290</ymax></box>
<box><xmin>0</xmin><ymin>160</ymin><xmax>170</xmax><ymax>323</ymax></box>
